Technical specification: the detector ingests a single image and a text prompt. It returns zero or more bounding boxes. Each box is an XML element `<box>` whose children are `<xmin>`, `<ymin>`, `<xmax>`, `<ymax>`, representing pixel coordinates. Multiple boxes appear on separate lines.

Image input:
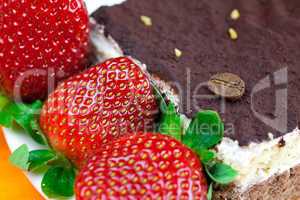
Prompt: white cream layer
<box><xmin>217</xmin><ymin>129</ymin><xmax>300</xmax><ymax>192</ymax></box>
<box><xmin>90</xmin><ymin>20</ymin><xmax>300</xmax><ymax>192</ymax></box>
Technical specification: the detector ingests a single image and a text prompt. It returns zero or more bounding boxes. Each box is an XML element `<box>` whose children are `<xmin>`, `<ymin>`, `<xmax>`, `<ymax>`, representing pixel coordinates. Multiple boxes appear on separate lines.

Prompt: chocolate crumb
<box><xmin>278</xmin><ymin>137</ymin><xmax>286</xmax><ymax>148</ymax></box>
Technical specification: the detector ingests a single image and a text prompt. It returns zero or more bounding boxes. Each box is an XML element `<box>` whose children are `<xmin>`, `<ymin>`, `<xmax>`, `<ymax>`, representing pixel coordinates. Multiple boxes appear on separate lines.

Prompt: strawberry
<box><xmin>75</xmin><ymin>133</ymin><xmax>208</xmax><ymax>200</ymax></box>
<box><xmin>0</xmin><ymin>0</ymin><xmax>90</xmax><ymax>101</ymax></box>
<box><xmin>39</xmin><ymin>57</ymin><xmax>158</xmax><ymax>167</ymax></box>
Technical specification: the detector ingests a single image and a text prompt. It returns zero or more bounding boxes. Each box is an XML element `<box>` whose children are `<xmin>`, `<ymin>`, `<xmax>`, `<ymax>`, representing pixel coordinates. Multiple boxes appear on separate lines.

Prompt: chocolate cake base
<box><xmin>214</xmin><ymin>164</ymin><xmax>300</xmax><ymax>200</ymax></box>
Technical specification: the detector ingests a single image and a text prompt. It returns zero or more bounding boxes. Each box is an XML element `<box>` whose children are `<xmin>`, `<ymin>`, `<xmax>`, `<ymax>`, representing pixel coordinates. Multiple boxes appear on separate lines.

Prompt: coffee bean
<box><xmin>208</xmin><ymin>72</ymin><xmax>245</xmax><ymax>100</ymax></box>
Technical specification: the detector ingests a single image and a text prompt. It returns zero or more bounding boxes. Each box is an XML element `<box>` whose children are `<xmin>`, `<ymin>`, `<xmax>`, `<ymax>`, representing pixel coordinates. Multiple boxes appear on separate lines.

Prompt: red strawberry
<box><xmin>40</xmin><ymin>57</ymin><xmax>158</xmax><ymax>167</ymax></box>
<box><xmin>0</xmin><ymin>0</ymin><xmax>90</xmax><ymax>101</ymax></box>
<box><xmin>75</xmin><ymin>133</ymin><xmax>208</xmax><ymax>200</ymax></box>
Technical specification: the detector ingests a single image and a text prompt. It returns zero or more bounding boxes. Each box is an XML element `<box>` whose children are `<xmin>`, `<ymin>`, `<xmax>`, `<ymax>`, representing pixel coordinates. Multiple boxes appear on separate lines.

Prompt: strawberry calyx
<box><xmin>0</xmin><ymin>94</ymin><xmax>47</xmax><ymax>144</ymax></box>
<box><xmin>156</xmin><ymin>88</ymin><xmax>238</xmax><ymax>200</ymax></box>
<box><xmin>9</xmin><ymin>144</ymin><xmax>76</xmax><ymax>197</ymax></box>
<box><xmin>158</xmin><ymin>103</ymin><xmax>182</xmax><ymax>140</ymax></box>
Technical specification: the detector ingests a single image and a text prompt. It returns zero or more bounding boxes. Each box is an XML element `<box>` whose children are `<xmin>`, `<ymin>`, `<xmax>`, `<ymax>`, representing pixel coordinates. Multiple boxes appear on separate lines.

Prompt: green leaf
<box><xmin>28</xmin><ymin>150</ymin><xmax>56</xmax><ymax>171</ymax></box>
<box><xmin>158</xmin><ymin>103</ymin><xmax>182</xmax><ymax>140</ymax></box>
<box><xmin>207</xmin><ymin>183</ymin><xmax>213</xmax><ymax>200</ymax></box>
<box><xmin>0</xmin><ymin>95</ymin><xmax>10</xmax><ymax>110</ymax></box>
<box><xmin>194</xmin><ymin>147</ymin><xmax>216</xmax><ymax>164</ymax></box>
<box><xmin>28</xmin><ymin>119</ymin><xmax>48</xmax><ymax>145</ymax></box>
<box><xmin>9</xmin><ymin>144</ymin><xmax>30</xmax><ymax>170</ymax></box>
<box><xmin>205</xmin><ymin>162</ymin><xmax>238</xmax><ymax>184</ymax></box>
<box><xmin>0</xmin><ymin>99</ymin><xmax>47</xmax><ymax>145</ymax></box>
<box><xmin>0</xmin><ymin>95</ymin><xmax>14</xmax><ymax>127</ymax></box>
<box><xmin>41</xmin><ymin>166</ymin><xmax>75</xmax><ymax>197</ymax></box>
<box><xmin>0</xmin><ymin>110</ymin><xmax>14</xmax><ymax>127</ymax></box>
<box><xmin>9</xmin><ymin>145</ymin><xmax>57</xmax><ymax>172</ymax></box>
<box><xmin>183</xmin><ymin>110</ymin><xmax>224</xmax><ymax>149</ymax></box>
<box><xmin>10</xmin><ymin>101</ymin><xmax>43</xmax><ymax>140</ymax></box>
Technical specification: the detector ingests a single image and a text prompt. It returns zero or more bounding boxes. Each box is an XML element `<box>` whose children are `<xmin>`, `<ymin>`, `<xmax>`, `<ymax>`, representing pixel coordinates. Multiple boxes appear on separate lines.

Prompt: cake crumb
<box><xmin>230</xmin><ymin>9</ymin><xmax>240</xmax><ymax>20</ymax></box>
<box><xmin>140</xmin><ymin>15</ymin><xmax>152</xmax><ymax>26</ymax></box>
<box><xmin>278</xmin><ymin>137</ymin><xmax>286</xmax><ymax>148</ymax></box>
<box><xmin>174</xmin><ymin>48</ymin><xmax>182</xmax><ymax>58</ymax></box>
<box><xmin>228</xmin><ymin>28</ymin><xmax>238</xmax><ymax>40</ymax></box>
<box><xmin>268</xmin><ymin>133</ymin><xmax>274</xmax><ymax>140</ymax></box>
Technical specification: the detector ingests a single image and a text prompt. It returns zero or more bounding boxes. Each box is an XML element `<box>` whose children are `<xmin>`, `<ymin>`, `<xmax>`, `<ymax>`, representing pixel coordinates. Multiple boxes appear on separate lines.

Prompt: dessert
<box><xmin>91</xmin><ymin>0</ymin><xmax>300</xmax><ymax>199</ymax></box>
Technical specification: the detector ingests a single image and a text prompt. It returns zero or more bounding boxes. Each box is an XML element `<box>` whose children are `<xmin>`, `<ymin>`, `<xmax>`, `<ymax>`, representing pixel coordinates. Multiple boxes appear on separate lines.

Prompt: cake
<box><xmin>90</xmin><ymin>0</ymin><xmax>300</xmax><ymax>199</ymax></box>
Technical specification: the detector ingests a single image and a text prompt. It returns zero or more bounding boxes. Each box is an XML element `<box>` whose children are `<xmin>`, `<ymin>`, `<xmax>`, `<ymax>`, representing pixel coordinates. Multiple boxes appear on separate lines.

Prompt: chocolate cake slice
<box><xmin>91</xmin><ymin>0</ymin><xmax>300</xmax><ymax>199</ymax></box>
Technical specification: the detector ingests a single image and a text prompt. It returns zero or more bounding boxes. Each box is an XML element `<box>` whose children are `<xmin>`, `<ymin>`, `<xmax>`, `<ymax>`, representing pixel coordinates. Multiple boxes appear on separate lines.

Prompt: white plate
<box><xmin>3</xmin><ymin>0</ymin><xmax>125</xmax><ymax>199</ymax></box>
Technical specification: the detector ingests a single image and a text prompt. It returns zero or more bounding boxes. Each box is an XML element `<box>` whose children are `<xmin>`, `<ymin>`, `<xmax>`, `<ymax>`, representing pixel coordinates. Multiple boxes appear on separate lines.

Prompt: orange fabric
<box><xmin>0</xmin><ymin>128</ymin><xmax>44</xmax><ymax>200</ymax></box>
